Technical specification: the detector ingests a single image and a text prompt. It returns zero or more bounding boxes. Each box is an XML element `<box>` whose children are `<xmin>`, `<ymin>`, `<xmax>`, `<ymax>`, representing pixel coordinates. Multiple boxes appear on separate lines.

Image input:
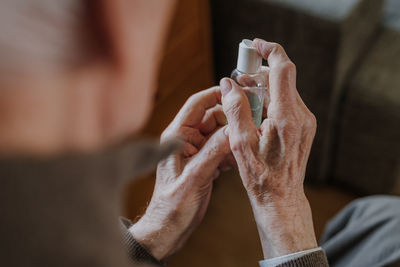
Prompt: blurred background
<box><xmin>124</xmin><ymin>0</ymin><xmax>400</xmax><ymax>266</ymax></box>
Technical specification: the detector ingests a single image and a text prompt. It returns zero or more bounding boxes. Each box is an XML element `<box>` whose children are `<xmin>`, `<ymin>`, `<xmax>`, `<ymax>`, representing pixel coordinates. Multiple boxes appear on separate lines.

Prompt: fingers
<box><xmin>236</xmin><ymin>73</ymin><xmax>259</xmax><ymax>87</ymax></box>
<box><xmin>253</xmin><ymin>39</ymin><xmax>291</xmax><ymax>67</ymax></box>
<box><xmin>161</xmin><ymin>86</ymin><xmax>222</xmax><ymax>146</ymax></box>
<box><xmin>253</xmin><ymin>39</ymin><xmax>298</xmax><ymax>117</ymax></box>
<box><xmin>182</xmin><ymin>142</ymin><xmax>199</xmax><ymax>158</ymax></box>
<box><xmin>220</xmin><ymin>78</ymin><xmax>256</xmax><ymax>133</ymax></box>
<box><xmin>183</xmin><ymin>126</ymin><xmax>231</xmax><ymax>181</ymax></box>
<box><xmin>220</xmin><ymin>78</ymin><xmax>259</xmax><ymax>163</ymax></box>
<box><xmin>262</xmin><ymin>93</ymin><xmax>270</xmax><ymax>118</ymax></box>
<box><xmin>177</xmin><ymin>127</ymin><xmax>205</xmax><ymax>148</ymax></box>
<box><xmin>198</xmin><ymin>105</ymin><xmax>226</xmax><ymax>135</ymax></box>
<box><xmin>260</xmin><ymin>65</ymin><xmax>270</xmax><ymax>84</ymax></box>
<box><xmin>172</xmin><ymin>86</ymin><xmax>222</xmax><ymax>128</ymax></box>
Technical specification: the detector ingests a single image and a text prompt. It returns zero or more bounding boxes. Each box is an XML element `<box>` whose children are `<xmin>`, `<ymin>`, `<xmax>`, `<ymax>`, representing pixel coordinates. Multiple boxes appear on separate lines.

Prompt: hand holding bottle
<box><xmin>231</xmin><ymin>39</ymin><xmax>266</xmax><ymax>127</ymax></box>
<box><xmin>221</xmin><ymin>38</ymin><xmax>318</xmax><ymax>259</ymax></box>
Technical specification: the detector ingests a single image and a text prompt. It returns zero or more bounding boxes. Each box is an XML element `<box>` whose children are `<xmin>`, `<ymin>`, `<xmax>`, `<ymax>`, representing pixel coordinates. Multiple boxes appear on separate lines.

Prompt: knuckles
<box><xmin>186</xmin><ymin>86</ymin><xmax>219</xmax><ymax>107</ymax></box>
<box><xmin>229</xmin><ymin>132</ymin><xmax>250</xmax><ymax>153</ymax></box>
<box><xmin>160</xmin><ymin>126</ymin><xmax>180</xmax><ymax>142</ymax></box>
<box><xmin>276</xmin><ymin>61</ymin><xmax>296</xmax><ymax>76</ymax></box>
<box><xmin>278</xmin><ymin>110</ymin><xmax>317</xmax><ymax>139</ymax></box>
<box><xmin>304</xmin><ymin>112</ymin><xmax>317</xmax><ymax>132</ymax></box>
<box><xmin>186</xmin><ymin>89</ymin><xmax>207</xmax><ymax>106</ymax></box>
<box><xmin>186</xmin><ymin>93</ymin><xmax>200</xmax><ymax>106</ymax></box>
<box><xmin>230</xmin><ymin>138</ymin><xmax>245</xmax><ymax>153</ymax></box>
<box><xmin>223</xmin><ymin>94</ymin><xmax>245</xmax><ymax>120</ymax></box>
<box><xmin>271</xmin><ymin>42</ymin><xmax>284</xmax><ymax>54</ymax></box>
<box><xmin>260</xmin><ymin>41</ymin><xmax>284</xmax><ymax>59</ymax></box>
<box><xmin>283</xmin><ymin>61</ymin><xmax>296</xmax><ymax>73</ymax></box>
<box><xmin>230</xmin><ymin>131</ymin><xmax>257</xmax><ymax>154</ymax></box>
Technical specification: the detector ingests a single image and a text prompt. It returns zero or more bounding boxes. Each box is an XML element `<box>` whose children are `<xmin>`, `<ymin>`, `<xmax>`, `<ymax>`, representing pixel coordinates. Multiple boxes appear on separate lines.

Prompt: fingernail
<box><xmin>220</xmin><ymin>78</ymin><xmax>232</xmax><ymax>97</ymax></box>
<box><xmin>224</xmin><ymin>126</ymin><xmax>229</xmax><ymax>136</ymax></box>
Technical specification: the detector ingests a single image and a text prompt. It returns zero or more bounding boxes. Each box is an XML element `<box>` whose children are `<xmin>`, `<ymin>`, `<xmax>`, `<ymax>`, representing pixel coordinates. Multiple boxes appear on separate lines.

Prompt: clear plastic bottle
<box><xmin>231</xmin><ymin>39</ymin><xmax>266</xmax><ymax>127</ymax></box>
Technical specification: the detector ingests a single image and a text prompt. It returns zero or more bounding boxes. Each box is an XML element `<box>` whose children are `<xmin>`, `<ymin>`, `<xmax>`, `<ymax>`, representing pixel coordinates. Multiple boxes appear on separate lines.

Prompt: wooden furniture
<box><xmin>124</xmin><ymin>0</ymin><xmax>214</xmax><ymax>220</ymax></box>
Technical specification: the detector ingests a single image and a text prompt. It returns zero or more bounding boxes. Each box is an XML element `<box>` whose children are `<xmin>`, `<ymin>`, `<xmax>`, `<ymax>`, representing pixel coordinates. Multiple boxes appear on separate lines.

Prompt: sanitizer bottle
<box><xmin>231</xmin><ymin>39</ymin><xmax>266</xmax><ymax>127</ymax></box>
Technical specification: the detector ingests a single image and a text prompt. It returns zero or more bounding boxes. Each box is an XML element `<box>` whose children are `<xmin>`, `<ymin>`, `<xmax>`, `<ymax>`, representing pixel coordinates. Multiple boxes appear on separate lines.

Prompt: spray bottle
<box><xmin>231</xmin><ymin>39</ymin><xmax>266</xmax><ymax>127</ymax></box>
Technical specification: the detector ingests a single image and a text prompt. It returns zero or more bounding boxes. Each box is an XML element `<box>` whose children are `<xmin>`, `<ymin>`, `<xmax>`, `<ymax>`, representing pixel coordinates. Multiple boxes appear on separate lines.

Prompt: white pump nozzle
<box><xmin>236</xmin><ymin>39</ymin><xmax>262</xmax><ymax>74</ymax></box>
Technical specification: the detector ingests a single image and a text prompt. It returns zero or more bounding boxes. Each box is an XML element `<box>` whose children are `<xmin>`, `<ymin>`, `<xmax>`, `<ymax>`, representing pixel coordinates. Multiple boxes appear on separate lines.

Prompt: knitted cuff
<box><xmin>120</xmin><ymin>217</ymin><xmax>164</xmax><ymax>266</ymax></box>
<box><xmin>276</xmin><ymin>250</ymin><xmax>329</xmax><ymax>267</ymax></box>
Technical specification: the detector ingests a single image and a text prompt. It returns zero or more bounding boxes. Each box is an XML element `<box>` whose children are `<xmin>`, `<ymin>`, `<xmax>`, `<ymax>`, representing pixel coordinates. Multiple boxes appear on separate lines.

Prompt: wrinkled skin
<box><xmin>220</xmin><ymin>38</ymin><xmax>318</xmax><ymax>258</ymax></box>
<box><xmin>2</xmin><ymin>0</ymin><xmax>317</xmax><ymax>263</ymax></box>
<box><xmin>131</xmin><ymin>87</ymin><xmax>231</xmax><ymax>259</ymax></box>
<box><xmin>132</xmin><ymin>39</ymin><xmax>318</xmax><ymax>261</ymax></box>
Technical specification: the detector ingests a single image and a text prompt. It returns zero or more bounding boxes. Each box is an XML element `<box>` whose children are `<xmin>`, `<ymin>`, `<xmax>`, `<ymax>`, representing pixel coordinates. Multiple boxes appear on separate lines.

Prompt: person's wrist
<box><xmin>129</xmin><ymin>208</ymin><xmax>182</xmax><ymax>260</ymax></box>
<box><xmin>248</xmin><ymin>192</ymin><xmax>318</xmax><ymax>259</ymax></box>
<box><xmin>129</xmin><ymin>214</ymin><xmax>168</xmax><ymax>260</ymax></box>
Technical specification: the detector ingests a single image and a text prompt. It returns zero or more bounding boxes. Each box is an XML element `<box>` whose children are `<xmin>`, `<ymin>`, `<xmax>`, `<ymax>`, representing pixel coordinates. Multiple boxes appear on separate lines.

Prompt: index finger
<box><xmin>253</xmin><ymin>39</ymin><xmax>297</xmax><ymax>110</ymax></box>
<box><xmin>173</xmin><ymin>86</ymin><xmax>222</xmax><ymax>128</ymax></box>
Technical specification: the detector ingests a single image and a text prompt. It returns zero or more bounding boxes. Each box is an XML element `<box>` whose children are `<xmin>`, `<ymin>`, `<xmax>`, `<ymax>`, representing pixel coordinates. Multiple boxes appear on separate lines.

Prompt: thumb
<box><xmin>220</xmin><ymin>78</ymin><xmax>253</xmax><ymax>131</ymax></box>
<box><xmin>220</xmin><ymin>78</ymin><xmax>257</xmax><ymax>134</ymax></box>
<box><xmin>184</xmin><ymin>126</ymin><xmax>230</xmax><ymax>180</ymax></box>
<box><xmin>220</xmin><ymin>78</ymin><xmax>258</xmax><ymax>154</ymax></box>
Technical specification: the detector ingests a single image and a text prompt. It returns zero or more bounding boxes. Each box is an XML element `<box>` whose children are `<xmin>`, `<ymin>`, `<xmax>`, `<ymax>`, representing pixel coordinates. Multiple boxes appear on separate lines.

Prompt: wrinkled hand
<box><xmin>130</xmin><ymin>87</ymin><xmax>231</xmax><ymax>260</ymax></box>
<box><xmin>221</xmin><ymin>39</ymin><xmax>318</xmax><ymax>259</ymax></box>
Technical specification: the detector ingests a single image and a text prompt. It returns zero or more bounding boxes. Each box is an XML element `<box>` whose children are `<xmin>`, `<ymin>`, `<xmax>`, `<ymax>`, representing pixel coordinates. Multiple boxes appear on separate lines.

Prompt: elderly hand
<box><xmin>221</xmin><ymin>39</ymin><xmax>318</xmax><ymax>259</ymax></box>
<box><xmin>130</xmin><ymin>87</ymin><xmax>231</xmax><ymax>260</ymax></box>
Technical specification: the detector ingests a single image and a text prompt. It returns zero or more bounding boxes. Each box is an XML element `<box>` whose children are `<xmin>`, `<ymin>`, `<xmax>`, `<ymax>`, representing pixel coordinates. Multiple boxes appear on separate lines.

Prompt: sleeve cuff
<box><xmin>119</xmin><ymin>217</ymin><xmax>164</xmax><ymax>266</ymax></box>
<box><xmin>259</xmin><ymin>247</ymin><xmax>327</xmax><ymax>267</ymax></box>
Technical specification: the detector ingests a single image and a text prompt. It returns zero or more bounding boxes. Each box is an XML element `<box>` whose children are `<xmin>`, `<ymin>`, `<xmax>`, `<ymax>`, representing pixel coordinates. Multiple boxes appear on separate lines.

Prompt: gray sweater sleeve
<box><xmin>120</xmin><ymin>217</ymin><xmax>164</xmax><ymax>266</ymax></box>
<box><xmin>120</xmin><ymin>217</ymin><xmax>329</xmax><ymax>267</ymax></box>
<box><xmin>275</xmin><ymin>250</ymin><xmax>329</xmax><ymax>267</ymax></box>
